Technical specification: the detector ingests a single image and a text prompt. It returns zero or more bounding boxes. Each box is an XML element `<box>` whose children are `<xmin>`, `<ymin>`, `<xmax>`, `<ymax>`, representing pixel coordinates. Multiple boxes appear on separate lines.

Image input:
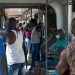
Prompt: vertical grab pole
<box><xmin>67</xmin><ymin>0</ymin><xmax>72</xmax><ymax>44</ymax></box>
<box><xmin>31</xmin><ymin>8</ymin><xmax>32</xmax><ymax>19</ymax></box>
<box><xmin>45</xmin><ymin>0</ymin><xmax>48</xmax><ymax>75</ymax></box>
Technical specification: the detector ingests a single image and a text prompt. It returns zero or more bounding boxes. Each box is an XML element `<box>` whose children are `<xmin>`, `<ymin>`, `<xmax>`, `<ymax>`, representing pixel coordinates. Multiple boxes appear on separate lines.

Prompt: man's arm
<box><xmin>55</xmin><ymin>49</ymin><xmax>69</xmax><ymax>75</ymax></box>
<box><xmin>0</xmin><ymin>30</ymin><xmax>16</xmax><ymax>45</ymax></box>
<box><xmin>7</xmin><ymin>31</ymin><xmax>16</xmax><ymax>45</ymax></box>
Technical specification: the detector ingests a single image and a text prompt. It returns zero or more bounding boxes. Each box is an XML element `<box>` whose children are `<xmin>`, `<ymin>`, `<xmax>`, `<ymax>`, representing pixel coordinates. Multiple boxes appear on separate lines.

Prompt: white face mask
<box><xmin>56</xmin><ymin>35</ymin><xmax>60</xmax><ymax>39</ymax></box>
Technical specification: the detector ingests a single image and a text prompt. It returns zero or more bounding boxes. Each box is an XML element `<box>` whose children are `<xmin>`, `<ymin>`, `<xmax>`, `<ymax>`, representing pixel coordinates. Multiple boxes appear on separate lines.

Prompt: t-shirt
<box><xmin>26</xmin><ymin>31</ymin><xmax>31</xmax><ymax>39</ymax></box>
<box><xmin>49</xmin><ymin>38</ymin><xmax>67</xmax><ymax>60</ymax></box>
<box><xmin>31</xmin><ymin>27</ymin><xmax>41</xmax><ymax>43</ymax></box>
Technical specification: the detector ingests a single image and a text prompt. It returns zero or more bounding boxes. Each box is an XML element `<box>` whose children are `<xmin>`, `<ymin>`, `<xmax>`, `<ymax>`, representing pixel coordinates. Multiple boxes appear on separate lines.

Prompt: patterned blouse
<box><xmin>66</xmin><ymin>39</ymin><xmax>75</xmax><ymax>75</ymax></box>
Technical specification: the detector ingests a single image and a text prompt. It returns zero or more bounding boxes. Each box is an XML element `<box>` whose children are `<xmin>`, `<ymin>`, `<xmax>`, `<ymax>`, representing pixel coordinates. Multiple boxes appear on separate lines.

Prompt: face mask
<box><xmin>56</xmin><ymin>35</ymin><xmax>60</xmax><ymax>39</ymax></box>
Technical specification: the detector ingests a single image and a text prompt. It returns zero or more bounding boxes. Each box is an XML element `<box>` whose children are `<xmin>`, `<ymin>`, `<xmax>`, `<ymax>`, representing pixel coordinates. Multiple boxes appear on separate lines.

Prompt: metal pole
<box><xmin>45</xmin><ymin>0</ymin><xmax>48</xmax><ymax>75</ymax></box>
<box><xmin>31</xmin><ymin>8</ymin><xmax>32</xmax><ymax>19</ymax></box>
<box><xmin>67</xmin><ymin>0</ymin><xmax>72</xmax><ymax>44</ymax></box>
<box><xmin>26</xmin><ymin>14</ymin><xmax>27</xmax><ymax>25</ymax></box>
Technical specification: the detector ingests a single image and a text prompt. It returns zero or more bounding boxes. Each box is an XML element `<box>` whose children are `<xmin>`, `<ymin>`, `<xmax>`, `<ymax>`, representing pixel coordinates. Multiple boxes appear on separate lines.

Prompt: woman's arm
<box><xmin>56</xmin><ymin>49</ymin><xmax>69</xmax><ymax>75</ymax></box>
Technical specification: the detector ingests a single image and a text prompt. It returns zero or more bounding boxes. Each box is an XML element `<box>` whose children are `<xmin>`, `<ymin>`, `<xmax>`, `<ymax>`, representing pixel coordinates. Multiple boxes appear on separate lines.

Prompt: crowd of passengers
<box><xmin>0</xmin><ymin>17</ymin><xmax>75</xmax><ymax>75</ymax></box>
<box><xmin>1</xmin><ymin>17</ymin><xmax>44</xmax><ymax>75</ymax></box>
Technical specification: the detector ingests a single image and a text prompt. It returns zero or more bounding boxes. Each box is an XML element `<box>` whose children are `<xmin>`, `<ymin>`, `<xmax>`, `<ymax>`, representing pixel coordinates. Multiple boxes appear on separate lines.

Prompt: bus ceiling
<box><xmin>0</xmin><ymin>0</ymin><xmax>67</xmax><ymax>8</ymax></box>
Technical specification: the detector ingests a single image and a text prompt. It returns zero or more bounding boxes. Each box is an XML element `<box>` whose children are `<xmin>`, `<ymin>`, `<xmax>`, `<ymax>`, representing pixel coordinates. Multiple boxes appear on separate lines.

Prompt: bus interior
<box><xmin>0</xmin><ymin>0</ymin><xmax>75</xmax><ymax>75</ymax></box>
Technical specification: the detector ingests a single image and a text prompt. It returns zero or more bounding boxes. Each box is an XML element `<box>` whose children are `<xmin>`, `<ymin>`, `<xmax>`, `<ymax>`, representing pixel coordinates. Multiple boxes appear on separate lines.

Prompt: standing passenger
<box><xmin>25</xmin><ymin>28</ymin><xmax>31</xmax><ymax>61</ymax></box>
<box><xmin>5</xmin><ymin>17</ymin><xmax>25</xmax><ymax>75</ymax></box>
<box><xmin>29</xmin><ymin>23</ymin><xmax>43</xmax><ymax>71</ymax></box>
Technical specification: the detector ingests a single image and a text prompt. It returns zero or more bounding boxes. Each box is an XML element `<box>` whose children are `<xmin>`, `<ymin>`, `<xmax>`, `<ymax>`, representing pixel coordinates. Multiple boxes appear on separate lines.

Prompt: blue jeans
<box><xmin>29</xmin><ymin>43</ymin><xmax>40</xmax><ymax>71</ymax></box>
<box><xmin>18</xmin><ymin>63</ymin><xmax>25</xmax><ymax>75</ymax></box>
<box><xmin>40</xmin><ymin>58</ymin><xmax>58</xmax><ymax>68</ymax></box>
<box><xmin>8</xmin><ymin>63</ymin><xmax>21</xmax><ymax>75</ymax></box>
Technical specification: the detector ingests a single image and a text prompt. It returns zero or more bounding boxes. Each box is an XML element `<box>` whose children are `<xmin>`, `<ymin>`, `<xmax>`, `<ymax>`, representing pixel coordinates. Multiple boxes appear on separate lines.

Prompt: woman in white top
<box><xmin>29</xmin><ymin>23</ymin><xmax>43</xmax><ymax>71</ymax></box>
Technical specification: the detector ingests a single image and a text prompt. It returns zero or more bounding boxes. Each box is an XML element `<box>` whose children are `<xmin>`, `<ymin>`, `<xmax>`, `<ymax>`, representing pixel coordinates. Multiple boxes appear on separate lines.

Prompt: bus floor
<box><xmin>24</xmin><ymin>65</ymin><xmax>55</xmax><ymax>75</ymax></box>
<box><xmin>24</xmin><ymin>65</ymin><xmax>34</xmax><ymax>75</ymax></box>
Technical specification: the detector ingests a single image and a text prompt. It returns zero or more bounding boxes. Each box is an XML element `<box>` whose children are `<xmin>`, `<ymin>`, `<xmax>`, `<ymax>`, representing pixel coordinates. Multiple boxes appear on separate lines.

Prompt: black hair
<box><xmin>5</xmin><ymin>17</ymin><xmax>16</xmax><ymax>30</ymax></box>
<box><xmin>37</xmin><ymin>22</ymin><xmax>43</xmax><ymax>28</ymax></box>
<box><xmin>16</xmin><ymin>20</ymin><xmax>19</xmax><ymax>23</ymax></box>
<box><xmin>30</xmin><ymin>18</ymin><xmax>37</xmax><ymax>25</ymax></box>
<box><xmin>8</xmin><ymin>17</ymin><xmax>16</xmax><ymax>26</ymax></box>
<box><xmin>57</xmin><ymin>29</ymin><xmax>63</xmax><ymax>32</ymax></box>
<box><xmin>57</xmin><ymin>29</ymin><xmax>65</xmax><ymax>40</ymax></box>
